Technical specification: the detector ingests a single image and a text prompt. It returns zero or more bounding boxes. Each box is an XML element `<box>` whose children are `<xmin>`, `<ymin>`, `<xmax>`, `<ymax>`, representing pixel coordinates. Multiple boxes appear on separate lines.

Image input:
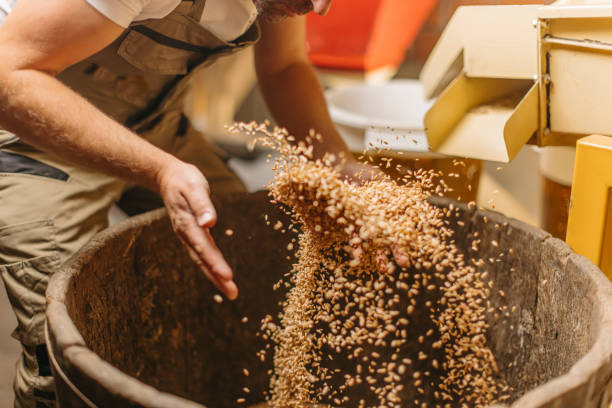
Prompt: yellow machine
<box><xmin>567</xmin><ymin>136</ymin><xmax>612</xmax><ymax>275</ymax></box>
<box><xmin>419</xmin><ymin>0</ymin><xmax>612</xmax><ymax>277</ymax></box>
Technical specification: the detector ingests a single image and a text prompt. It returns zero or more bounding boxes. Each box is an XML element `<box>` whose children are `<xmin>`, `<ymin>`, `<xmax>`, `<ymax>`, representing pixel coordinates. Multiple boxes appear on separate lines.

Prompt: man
<box><xmin>0</xmin><ymin>0</ymin><xmax>372</xmax><ymax>405</ymax></box>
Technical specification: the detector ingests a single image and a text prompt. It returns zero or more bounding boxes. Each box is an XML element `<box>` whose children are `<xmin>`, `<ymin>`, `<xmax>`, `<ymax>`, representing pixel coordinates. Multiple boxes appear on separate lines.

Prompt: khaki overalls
<box><xmin>0</xmin><ymin>2</ymin><xmax>259</xmax><ymax>406</ymax></box>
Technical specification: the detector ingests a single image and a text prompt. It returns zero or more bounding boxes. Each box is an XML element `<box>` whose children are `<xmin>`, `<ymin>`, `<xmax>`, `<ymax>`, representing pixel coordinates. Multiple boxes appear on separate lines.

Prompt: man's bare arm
<box><xmin>0</xmin><ymin>0</ymin><xmax>171</xmax><ymax>189</ymax></box>
<box><xmin>0</xmin><ymin>0</ymin><xmax>237</xmax><ymax>299</ymax></box>
<box><xmin>254</xmin><ymin>16</ymin><xmax>350</xmax><ymax>160</ymax></box>
<box><xmin>254</xmin><ymin>16</ymin><xmax>379</xmax><ymax>182</ymax></box>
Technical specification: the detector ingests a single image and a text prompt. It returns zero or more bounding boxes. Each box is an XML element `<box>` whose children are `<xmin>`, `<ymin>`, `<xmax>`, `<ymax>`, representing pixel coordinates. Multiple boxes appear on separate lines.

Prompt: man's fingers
<box><xmin>158</xmin><ymin>162</ymin><xmax>237</xmax><ymax>299</ymax></box>
<box><xmin>201</xmin><ymin>228</ymin><xmax>234</xmax><ymax>280</ymax></box>
<box><xmin>350</xmin><ymin>232</ymin><xmax>363</xmax><ymax>262</ymax></box>
<box><xmin>179</xmin><ymin>227</ymin><xmax>237</xmax><ymax>299</ymax></box>
<box><xmin>221</xmin><ymin>279</ymin><xmax>238</xmax><ymax>300</ymax></box>
<box><xmin>376</xmin><ymin>249</ymin><xmax>389</xmax><ymax>273</ymax></box>
<box><xmin>392</xmin><ymin>245</ymin><xmax>410</xmax><ymax>267</ymax></box>
<box><xmin>340</xmin><ymin>159</ymin><xmax>384</xmax><ymax>186</ymax></box>
<box><xmin>178</xmin><ymin>218</ymin><xmax>234</xmax><ymax>281</ymax></box>
<box><xmin>168</xmin><ymin>196</ymin><xmax>236</xmax><ymax>298</ymax></box>
<box><xmin>182</xmin><ymin>240</ymin><xmax>238</xmax><ymax>300</ymax></box>
<box><xmin>181</xmin><ymin>179</ymin><xmax>217</xmax><ymax>228</ymax></box>
<box><xmin>351</xmin><ymin>245</ymin><xmax>363</xmax><ymax>262</ymax></box>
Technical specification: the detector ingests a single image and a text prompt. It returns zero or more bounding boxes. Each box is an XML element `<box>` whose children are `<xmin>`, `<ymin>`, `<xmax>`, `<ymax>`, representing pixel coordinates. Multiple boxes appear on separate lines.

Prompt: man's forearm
<box><xmin>0</xmin><ymin>67</ymin><xmax>175</xmax><ymax>191</ymax></box>
<box><xmin>257</xmin><ymin>61</ymin><xmax>350</xmax><ymax>161</ymax></box>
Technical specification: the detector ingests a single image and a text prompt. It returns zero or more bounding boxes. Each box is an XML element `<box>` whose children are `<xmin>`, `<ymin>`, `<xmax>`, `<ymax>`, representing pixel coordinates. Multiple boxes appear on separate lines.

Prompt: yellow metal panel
<box><xmin>548</xmin><ymin>49</ymin><xmax>612</xmax><ymax>136</ymax></box>
<box><xmin>419</xmin><ymin>2</ymin><xmax>612</xmax><ymax>160</ymax></box>
<box><xmin>540</xmin><ymin>16</ymin><xmax>612</xmax><ymax>143</ymax></box>
<box><xmin>602</xmin><ymin>188</ymin><xmax>612</xmax><ymax>274</ymax></box>
<box><xmin>436</xmin><ymin>107</ymin><xmax>514</xmax><ymax>162</ymax></box>
<box><xmin>504</xmin><ymin>82</ymin><xmax>539</xmax><ymax>160</ymax></box>
<box><xmin>540</xmin><ymin>131</ymin><xmax>586</xmax><ymax>147</ymax></box>
<box><xmin>424</xmin><ymin>74</ymin><xmax>532</xmax><ymax>162</ymax></box>
<box><xmin>566</xmin><ymin>135</ymin><xmax>612</xmax><ymax>278</ymax></box>
<box><xmin>549</xmin><ymin>16</ymin><xmax>612</xmax><ymax>42</ymax></box>
<box><xmin>420</xmin><ymin>7</ymin><xmax>466</xmax><ymax>99</ymax></box>
<box><xmin>462</xmin><ymin>6</ymin><xmax>539</xmax><ymax>80</ymax></box>
<box><xmin>539</xmin><ymin>4</ymin><xmax>612</xmax><ymax>19</ymax></box>
<box><xmin>419</xmin><ymin>5</ymin><xmax>538</xmax><ymax>99</ymax></box>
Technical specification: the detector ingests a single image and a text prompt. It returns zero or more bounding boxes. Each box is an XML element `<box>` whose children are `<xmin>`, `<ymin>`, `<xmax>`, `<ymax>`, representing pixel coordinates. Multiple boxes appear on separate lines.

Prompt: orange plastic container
<box><xmin>306</xmin><ymin>0</ymin><xmax>438</xmax><ymax>71</ymax></box>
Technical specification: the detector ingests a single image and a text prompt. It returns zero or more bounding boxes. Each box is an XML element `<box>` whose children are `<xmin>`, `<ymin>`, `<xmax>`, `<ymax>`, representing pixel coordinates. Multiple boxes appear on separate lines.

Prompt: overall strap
<box><xmin>129</xmin><ymin>25</ymin><xmax>231</xmax><ymax>56</ymax></box>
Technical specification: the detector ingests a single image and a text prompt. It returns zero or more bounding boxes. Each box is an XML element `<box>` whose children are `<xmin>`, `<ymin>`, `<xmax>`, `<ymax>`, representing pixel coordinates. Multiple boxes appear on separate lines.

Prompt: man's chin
<box><xmin>258</xmin><ymin>12</ymin><xmax>290</xmax><ymax>22</ymax></box>
<box><xmin>255</xmin><ymin>1</ymin><xmax>313</xmax><ymax>22</ymax></box>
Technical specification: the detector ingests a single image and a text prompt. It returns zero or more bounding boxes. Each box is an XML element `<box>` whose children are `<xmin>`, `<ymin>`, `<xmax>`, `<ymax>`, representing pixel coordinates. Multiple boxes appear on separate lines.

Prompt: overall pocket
<box><xmin>0</xmin><ymin>219</ymin><xmax>61</xmax><ymax>345</ymax></box>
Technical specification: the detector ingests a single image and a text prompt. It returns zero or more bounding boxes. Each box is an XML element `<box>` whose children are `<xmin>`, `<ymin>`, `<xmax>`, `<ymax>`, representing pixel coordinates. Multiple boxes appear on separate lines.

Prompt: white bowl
<box><xmin>326</xmin><ymin>79</ymin><xmax>434</xmax><ymax>153</ymax></box>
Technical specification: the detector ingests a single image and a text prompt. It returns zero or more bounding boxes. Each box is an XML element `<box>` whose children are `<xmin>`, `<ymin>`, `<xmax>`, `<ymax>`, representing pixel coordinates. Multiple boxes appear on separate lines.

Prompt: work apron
<box><xmin>0</xmin><ymin>1</ymin><xmax>259</xmax><ymax>406</ymax></box>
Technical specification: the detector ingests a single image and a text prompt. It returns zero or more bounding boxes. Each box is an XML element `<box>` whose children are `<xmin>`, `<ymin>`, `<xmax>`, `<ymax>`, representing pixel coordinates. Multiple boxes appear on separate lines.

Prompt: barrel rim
<box><xmin>46</xmin><ymin>207</ymin><xmax>205</xmax><ymax>408</ymax></box>
<box><xmin>45</xmin><ymin>194</ymin><xmax>612</xmax><ymax>407</ymax></box>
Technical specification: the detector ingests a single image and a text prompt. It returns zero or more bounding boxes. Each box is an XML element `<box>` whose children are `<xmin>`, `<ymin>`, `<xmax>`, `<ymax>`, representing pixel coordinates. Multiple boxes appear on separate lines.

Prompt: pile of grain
<box><xmin>230</xmin><ymin>123</ymin><xmax>508</xmax><ymax>408</ymax></box>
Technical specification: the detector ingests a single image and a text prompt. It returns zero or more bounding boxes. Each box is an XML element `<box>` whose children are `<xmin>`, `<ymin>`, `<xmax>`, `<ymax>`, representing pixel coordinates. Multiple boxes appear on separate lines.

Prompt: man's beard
<box><xmin>253</xmin><ymin>0</ymin><xmax>313</xmax><ymax>21</ymax></box>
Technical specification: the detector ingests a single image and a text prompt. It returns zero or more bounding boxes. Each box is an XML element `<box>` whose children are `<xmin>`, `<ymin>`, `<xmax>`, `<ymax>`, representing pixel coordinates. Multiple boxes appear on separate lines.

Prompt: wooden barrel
<box><xmin>46</xmin><ymin>192</ymin><xmax>612</xmax><ymax>407</ymax></box>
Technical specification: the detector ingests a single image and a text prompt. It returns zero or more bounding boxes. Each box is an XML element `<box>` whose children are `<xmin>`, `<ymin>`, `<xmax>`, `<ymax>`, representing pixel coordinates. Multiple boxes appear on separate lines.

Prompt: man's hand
<box><xmin>341</xmin><ymin>158</ymin><xmax>409</xmax><ymax>270</ymax></box>
<box><xmin>338</xmin><ymin>157</ymin><xmax>384</xmax><ymax>185</ymax></box>
<box><xmin>156</xmin><ymin>161</ymin><xmax>237</xmax><ymax>300</ymax></box>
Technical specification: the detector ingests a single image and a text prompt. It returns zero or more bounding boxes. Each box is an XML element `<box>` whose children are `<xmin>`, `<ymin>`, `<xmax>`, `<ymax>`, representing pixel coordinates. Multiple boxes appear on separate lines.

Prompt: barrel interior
<box><xmin>61</xmin><ymin>192</ymin><xmax>599</xmax><ymax>406</ymax></box>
